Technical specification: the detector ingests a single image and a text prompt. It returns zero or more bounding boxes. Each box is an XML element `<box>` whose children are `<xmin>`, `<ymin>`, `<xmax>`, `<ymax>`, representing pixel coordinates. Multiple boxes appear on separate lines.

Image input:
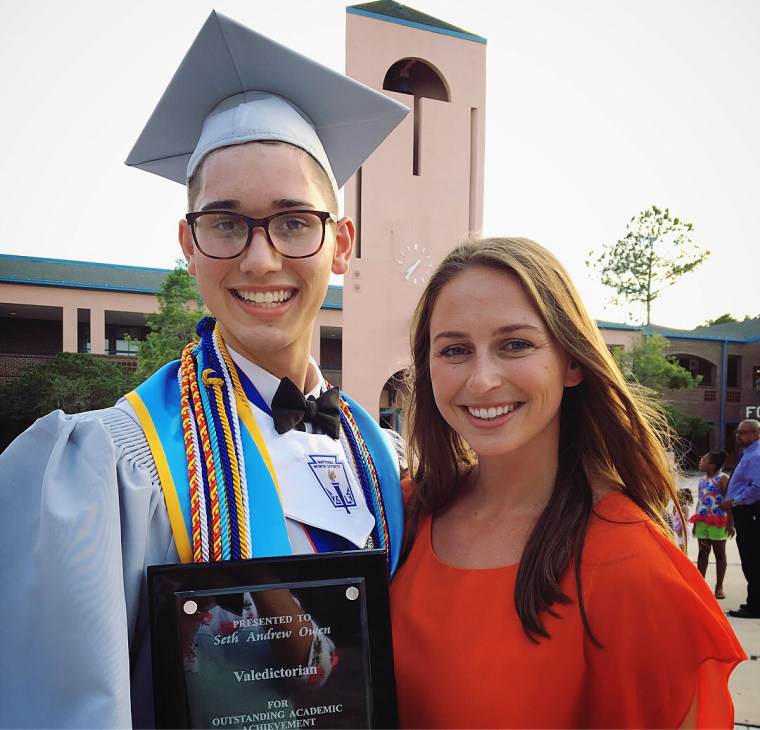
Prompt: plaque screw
<box><xmin>183</xmin><ymin>600</ymin><xmax>198</xmax><ymax>615</ymax></box>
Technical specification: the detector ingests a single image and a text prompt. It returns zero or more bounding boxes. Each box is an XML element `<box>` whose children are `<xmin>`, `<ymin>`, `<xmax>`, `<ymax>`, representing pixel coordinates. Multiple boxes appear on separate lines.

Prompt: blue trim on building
<box><xmin>1</xmin><ymin>254</ymin><xmax>345</xmax><ymax>310</ymax></box>
<box><xmin>0</xmin><ymin>276</ymin><xmax>163</xmax><ymax>295</ymax></box>
<box><xmin>346</xmin><ymin>7</ymin><xmax>487</xmax><ymax>43</ymax></box>
<box><xmin>599</xmin><ymin>320</ymin><xmax>760</xmax><ymax>449</ymax></box>
<box><xmin>598</xmin><ymin>321</ymin><xmax>760</xmax><ymax>344</ymax></box>
<box><xmin>0</xmin><ymin>253</ymin><xmax>171</xmax><ymax>274</ymax></box>
<box><xmin>596</xmin><ymin>321</ymin><xmax>640</xmax><ymax>331</ymax></box>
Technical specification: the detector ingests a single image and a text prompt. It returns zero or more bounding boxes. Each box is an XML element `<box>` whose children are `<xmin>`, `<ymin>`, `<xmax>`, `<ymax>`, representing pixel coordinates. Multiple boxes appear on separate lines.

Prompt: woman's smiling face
<box><xmin>428</xmin><ymin>266</ymin><xmax>583</xmax><ymax>463</ymax></box>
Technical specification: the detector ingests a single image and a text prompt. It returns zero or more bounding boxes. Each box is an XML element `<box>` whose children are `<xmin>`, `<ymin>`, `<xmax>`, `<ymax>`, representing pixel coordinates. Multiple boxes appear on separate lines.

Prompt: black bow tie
<box><xmin>271</xmin><ymin>377</ymin><xmax>341</xmax><ymax>439</ymax></box>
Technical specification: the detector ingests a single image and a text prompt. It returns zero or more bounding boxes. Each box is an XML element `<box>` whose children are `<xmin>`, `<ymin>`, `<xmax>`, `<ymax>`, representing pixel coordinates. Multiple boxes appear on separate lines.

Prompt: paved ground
<box><xmin>678</xmin><ymin>474</ymin><xmax>760</xmax><ymax>728</ymax></box>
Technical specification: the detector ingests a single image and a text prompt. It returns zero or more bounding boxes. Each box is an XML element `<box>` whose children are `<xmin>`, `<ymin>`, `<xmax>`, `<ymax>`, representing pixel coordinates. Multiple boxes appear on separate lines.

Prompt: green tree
<box><xmin>0</xmin><ymin>353</ymin><xmax>138</xmax><ymax>449</ymax></box>
<box><xmin>134</xmin><ymin>261</ymin><xmax>206</xmax><ymax>381</ymax></box>
<box><xmin>697</xmin><ymin>313</ymin><xmax>760</xmax><ymax>327</ymax></box>
<box><xmin>664</xmin><ymin>408</ymin><xmax>714</xmax><ymax>442</ymax></box>
<box><xmin>615</xmin><ymin>334</ymin><xmax>699</xmax><ymax>392</ymax></box>
<box><xmin>614</xmin><ymin>334</ymin><xmax>713</xmax><ymax>451</ymax></box>
<box><xmin>698</xmin><ymin>313</ymin><xmax>738</xmax><ymax>328</ymax></box>
<box><xmin>588</xmin><ymin>205</ymin><xmax>709</xmax><ymax>324</ymax></box>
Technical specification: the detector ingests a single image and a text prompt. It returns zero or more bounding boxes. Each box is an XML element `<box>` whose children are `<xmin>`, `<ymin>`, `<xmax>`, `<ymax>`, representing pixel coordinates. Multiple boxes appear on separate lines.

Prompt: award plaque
<box><xmin>148</xmin><ymin>550</ymin><xmax>398</xmax><ymax>729</ymax></box>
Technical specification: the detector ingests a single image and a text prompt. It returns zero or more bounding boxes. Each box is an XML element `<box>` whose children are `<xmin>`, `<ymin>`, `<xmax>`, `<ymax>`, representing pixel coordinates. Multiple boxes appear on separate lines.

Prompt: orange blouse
<box><xmin>390</xmin><ymin>490</ymin><xmax>746</xmax><ymax>729</ymax></box>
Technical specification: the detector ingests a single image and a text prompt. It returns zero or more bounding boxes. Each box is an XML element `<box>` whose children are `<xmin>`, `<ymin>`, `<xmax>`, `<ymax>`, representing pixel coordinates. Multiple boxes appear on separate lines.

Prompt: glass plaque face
<box><xmin>148</xmin><ymin>550</ymin><xmax>398</xmax><ymax>729</ymax></box>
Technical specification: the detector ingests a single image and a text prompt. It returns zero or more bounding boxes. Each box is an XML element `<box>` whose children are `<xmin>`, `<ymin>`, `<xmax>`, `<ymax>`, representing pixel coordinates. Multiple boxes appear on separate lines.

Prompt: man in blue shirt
<box><xmin>722</xmin><ymin>419</ymin><xmax>760</xmax><ymax>618</ymax></box>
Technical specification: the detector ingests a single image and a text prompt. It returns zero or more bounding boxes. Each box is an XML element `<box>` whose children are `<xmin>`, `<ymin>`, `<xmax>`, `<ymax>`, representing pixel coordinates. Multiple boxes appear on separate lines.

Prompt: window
<box><xmin>383</xmin><ymin>58</ymin><xmax>449</xmax><ymax>177</ymax></box>
<box><xmin>727</xmin><ymin>354</ymin><xmax>741</xmax><ymax>388</ymax></box>
<box><xmin>675</xmin><ymin>355</ymin><xmax>713</xmax><ymax>386</ymax></box>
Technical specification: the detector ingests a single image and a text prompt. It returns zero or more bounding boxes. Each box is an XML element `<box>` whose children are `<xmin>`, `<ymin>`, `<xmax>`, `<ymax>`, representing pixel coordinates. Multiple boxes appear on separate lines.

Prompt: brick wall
<box><xmin>0</xmin><ymin>352</ymin><xmax>138</xmax><ymax>380</ymax></box>
<box><xmin>0</xmin><ymin>317</ymin><xmax>62</xmax><ymax>353</ymax></box>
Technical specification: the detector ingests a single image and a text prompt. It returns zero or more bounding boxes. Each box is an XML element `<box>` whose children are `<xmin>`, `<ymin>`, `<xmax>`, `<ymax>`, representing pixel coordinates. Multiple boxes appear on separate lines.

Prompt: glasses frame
<box><xmin>186</xmin><ymin>209</ymin><xmax>338</xmax><ymax>260</ymax></box>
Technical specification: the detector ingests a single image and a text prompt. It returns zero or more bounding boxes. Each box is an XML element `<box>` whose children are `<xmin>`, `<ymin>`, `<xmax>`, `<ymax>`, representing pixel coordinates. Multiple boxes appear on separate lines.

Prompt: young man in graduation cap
<box><xmin>0</xmin><ymin>12</ymin><xmax>408</xmax><ymax>728</ymax></box>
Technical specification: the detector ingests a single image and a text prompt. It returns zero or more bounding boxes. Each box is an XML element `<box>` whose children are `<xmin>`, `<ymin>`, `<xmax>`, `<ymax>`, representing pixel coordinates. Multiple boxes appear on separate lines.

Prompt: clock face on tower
<box><xmin>396</xmin><ymin>244</ymin><xmax>434</xmax><ymax>285</ymax></box>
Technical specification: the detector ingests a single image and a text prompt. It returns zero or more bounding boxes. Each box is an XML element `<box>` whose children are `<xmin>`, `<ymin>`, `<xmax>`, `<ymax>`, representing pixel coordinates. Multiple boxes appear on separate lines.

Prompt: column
<box><xmin>62</xmin><ymin>305</ymin><xmax>78</xmax><ymax>353</ymax></box>
<box><xmin>90</xmin><ymin>308</ymin><xmax>106</xmax><ymax>355</ymax></box>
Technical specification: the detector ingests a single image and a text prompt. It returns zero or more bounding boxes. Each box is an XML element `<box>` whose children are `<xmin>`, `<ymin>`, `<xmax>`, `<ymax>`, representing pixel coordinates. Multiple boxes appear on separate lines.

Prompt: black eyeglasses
<box><xmin>186</xmin><ymin>210</ymin><xmax>337</xmax><ymax>260</ymax></box>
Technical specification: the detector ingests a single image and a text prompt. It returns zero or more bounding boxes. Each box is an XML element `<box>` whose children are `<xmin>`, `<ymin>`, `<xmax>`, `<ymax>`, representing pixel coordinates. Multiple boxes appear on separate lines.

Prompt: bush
<box><xmin>0</xmin><ymin>353</ymin><xmax>138</xmax><ymax>450</ymax></box>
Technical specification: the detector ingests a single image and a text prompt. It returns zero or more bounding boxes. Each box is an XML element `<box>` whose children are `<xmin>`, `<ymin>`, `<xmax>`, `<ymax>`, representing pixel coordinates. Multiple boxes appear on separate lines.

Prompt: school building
<box><xmin>0</xmin><ymin>253</ymin><xmax>343</xmax><ymax>387</ymax></box>
<box><xmin>600</xmin><ymin>320</ymin><xmax>760</xmax><ymax>463</ymax></box>
<box><xmin>2</xmin><ymin>2</ymin><xmax>757</xmax><ymax>464</ymax></box>
<box><xmin>2</xmin><ymin>251</ymin><xmax>759</xmax><ymax>465</ymax></box>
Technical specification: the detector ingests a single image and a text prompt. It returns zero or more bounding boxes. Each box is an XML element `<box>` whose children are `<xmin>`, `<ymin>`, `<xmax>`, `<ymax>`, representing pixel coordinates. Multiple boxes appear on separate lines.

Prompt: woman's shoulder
<box><xmin>581</xmin><ymin>490</ymin><xmax>734</xmax><ymax>628</ymax></box>
<box><xmin>584</xmin><ymin>489</ymin><xmax>674</xmax><ymax>564</ymax></box>
<box><xmin>580</xmin><ymin>490</ymin><xmax>745</xmax><ymax>729</ymax></box>
<box><xmin>401</xmin><ymin>476</ymin><xmax>415</xmax><ymax>506</ymax></box>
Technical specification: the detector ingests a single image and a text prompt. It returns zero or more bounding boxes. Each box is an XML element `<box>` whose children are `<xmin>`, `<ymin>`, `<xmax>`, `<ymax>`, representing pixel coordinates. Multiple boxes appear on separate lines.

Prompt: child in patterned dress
<box><xmin>689</xmin><ymin>451</ymin><xmax>734</xmax><ymax>599</ymax></box>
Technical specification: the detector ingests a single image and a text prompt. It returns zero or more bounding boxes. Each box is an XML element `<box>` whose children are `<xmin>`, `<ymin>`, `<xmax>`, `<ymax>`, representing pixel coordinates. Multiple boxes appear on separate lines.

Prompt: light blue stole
<box><xmin>125</xmin><ymin>361</ymin><xmax>403</xmax><ymax>574</ymax></box>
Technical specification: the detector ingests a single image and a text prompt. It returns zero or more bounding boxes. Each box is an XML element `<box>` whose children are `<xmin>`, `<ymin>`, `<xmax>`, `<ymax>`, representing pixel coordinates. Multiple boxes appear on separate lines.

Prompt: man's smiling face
<box><xmin>179</xmin><ymin>141</ymin><xmax>353</xmax><ymax>384</ymax></box>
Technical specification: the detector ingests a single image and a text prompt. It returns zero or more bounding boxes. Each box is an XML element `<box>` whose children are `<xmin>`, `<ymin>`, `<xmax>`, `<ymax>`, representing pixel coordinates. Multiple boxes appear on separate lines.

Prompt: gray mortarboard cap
<box><xmin>125</xmin><ymin>10</ymin><xmax>410</xmax><ymax>192</ymax></box>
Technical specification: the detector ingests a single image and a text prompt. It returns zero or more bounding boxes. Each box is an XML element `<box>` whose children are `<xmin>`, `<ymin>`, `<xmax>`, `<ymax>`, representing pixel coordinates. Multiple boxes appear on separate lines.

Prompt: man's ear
<box><xmin>564</xmin><ymin>359</ymin><xmax>584</xmax><ymax>388</ymax></box>
<box><xmin>178</xmin><ymin>220</ymin><xmax>197</xmax><ymax>276</ymax></box>
<box><xmin>331</xmin><ymin>216</ymin><xmax>355</xmax><ymax>276</ymax></box>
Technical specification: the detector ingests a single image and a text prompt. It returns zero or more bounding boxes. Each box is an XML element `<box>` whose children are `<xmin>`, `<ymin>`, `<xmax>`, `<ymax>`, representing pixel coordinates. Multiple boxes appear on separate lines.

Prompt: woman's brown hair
<box><xmin>403</xmin><ymin>236</ymin><xmax>679</xmax><ymax>642</ymax></box>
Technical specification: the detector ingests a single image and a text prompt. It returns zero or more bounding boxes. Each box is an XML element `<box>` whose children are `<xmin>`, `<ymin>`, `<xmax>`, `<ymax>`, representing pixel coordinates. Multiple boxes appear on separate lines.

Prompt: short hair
<box><xmin>186</xmin><ymin>140</ymin><xmax>338</xmax><ymax>214</ymax></box>
<box><xmin>739</xmin><ymin>419</ymin><xmax>760</xmax><ymax>434</ymax></box>
<box><xmin>404</xmin><ymin>237</ymin><xmax>678</xmax><ymax>642</ymax></box>
<box><xmin>705</xmin><ymin>450</ymin><xmax>728</xmax><ymax>470</ymax></box>
<box><xmin>677</xmin><ymin>487</ymin><xmax>694</xmax><ymax>506</ymax></box>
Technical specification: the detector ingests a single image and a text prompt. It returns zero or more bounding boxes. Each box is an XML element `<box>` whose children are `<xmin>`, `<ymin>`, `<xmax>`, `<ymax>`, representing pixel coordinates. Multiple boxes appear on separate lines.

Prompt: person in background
<box><xmin>689</xmin><ymin>450</ymin><xmax>733</xmax><ymax>599</ymax></box>
<box><xmin>0</xmin><ymin>12</ymin><xmax>407</xmax><ymax>728</ymax></box>
<box><xmin>672</xmin><ymin>485</ymin><xmax>695</xmax><ymax>551</ymax></box>
<box><xmin>384</xmin><ymin>427</ymin><xmax>409</xmax><ymax>480</ymax></box>
<box><xmin>721</xmin><ymin>419</ymin><xmax>760</xmax><ymax>618</ymax></box>
<box><xmin>390</xmin><ymin>236</ymin><xmax>745</xmax><ymax>729</ymax></box>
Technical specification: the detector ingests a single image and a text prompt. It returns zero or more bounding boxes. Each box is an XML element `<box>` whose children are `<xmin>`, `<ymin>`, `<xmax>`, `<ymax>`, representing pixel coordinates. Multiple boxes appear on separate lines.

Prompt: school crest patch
<box><xmin>306</xmin><ymin>455</ymin><xmax>357</xmax><ymax>513</ymax></box>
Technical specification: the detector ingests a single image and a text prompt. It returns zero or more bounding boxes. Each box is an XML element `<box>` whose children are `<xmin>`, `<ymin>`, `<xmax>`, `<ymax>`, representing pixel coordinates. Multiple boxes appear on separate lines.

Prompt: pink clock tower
<box><xmin>340</xmin><ymin>2</ymin><xmax>487</xmax><ymax>427</ymax></box>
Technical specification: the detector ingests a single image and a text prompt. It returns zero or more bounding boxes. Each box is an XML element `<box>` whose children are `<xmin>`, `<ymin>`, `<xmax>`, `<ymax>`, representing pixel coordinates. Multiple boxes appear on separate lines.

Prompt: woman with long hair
<box><xmin>390</xmin><ymin>237</ymin><xmax>745</xmax><ymax>728</ymax></box>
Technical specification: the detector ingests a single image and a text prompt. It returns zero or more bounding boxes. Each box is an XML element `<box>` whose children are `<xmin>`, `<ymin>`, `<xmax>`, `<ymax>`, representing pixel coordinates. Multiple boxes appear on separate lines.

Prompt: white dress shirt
<box><xmin>228</xmin><ymin>347</ymin><xmax>375</xmax><ymax>553</ymax></box>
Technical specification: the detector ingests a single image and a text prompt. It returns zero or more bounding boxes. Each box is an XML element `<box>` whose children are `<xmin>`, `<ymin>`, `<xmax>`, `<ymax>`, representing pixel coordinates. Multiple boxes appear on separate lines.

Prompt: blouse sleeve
<box><xmin>581</xmin><ymin>521</ymin><xmax>745</xmax><ymax>729</ymax></box>
<box><xmin>0</xmin><ymin>408</ymin><xmax>175</xmax><ymax>728</ymax></box>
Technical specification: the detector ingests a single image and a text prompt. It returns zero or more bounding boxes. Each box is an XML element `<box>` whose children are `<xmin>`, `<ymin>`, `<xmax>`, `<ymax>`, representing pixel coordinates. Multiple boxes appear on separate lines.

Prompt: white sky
<box><xmin>1</xmin><ymin>0</ymin><xmax>758</xmax><ymax>329</ymax></box>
